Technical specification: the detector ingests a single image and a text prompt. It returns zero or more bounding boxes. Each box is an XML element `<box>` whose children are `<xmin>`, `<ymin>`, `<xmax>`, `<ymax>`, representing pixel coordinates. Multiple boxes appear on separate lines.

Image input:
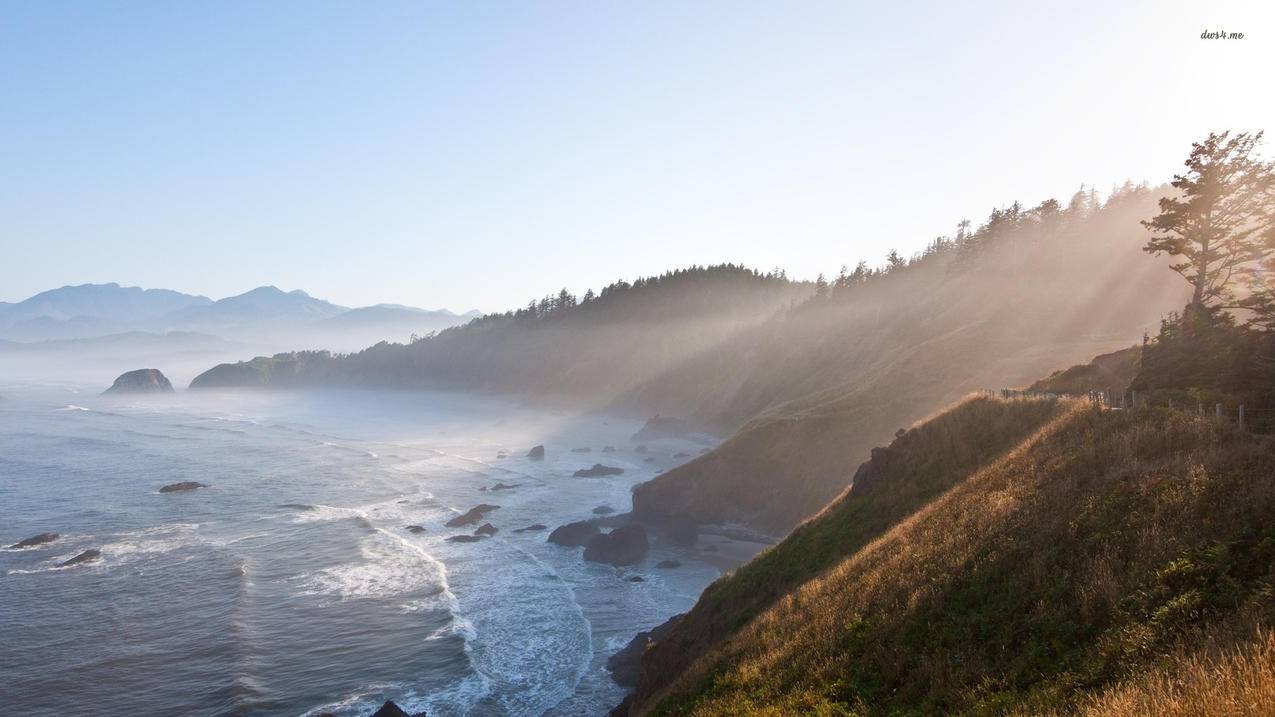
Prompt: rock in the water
<box><xmin>635</xmin><ymin>445</ymin><xmax>649</xmax><ymax>453</ymax></box>
<box><xmin>673</xmin><ymin>452</ymin><xmax>690</xmax><ymax>458</ymax></box>
<box><xmin>514</xmin><ymin>524</ymin><xmax>547</xmax><ymax>533</ymax></box>
<box><xmin>159</xmin><ymin>481</ymin><xmax>206</xmax><ymax>493</ymax></box>
<box><xmin>606</xmin><ymin>613</ymin><xmax>683</xmax><ymax>686</ymax></box>
<box><xmin>527</xmin><ymin>445</ymin><xmax>545</xmax><ymax>459</ymax></box>
<box><xmin>489</xmin><ymin>482</ymin><xmax>519</xmax><ymax>491</ymax></box>
<box><xmin>447</xmin><ymin>534</ymin><xmax>484</xmax><ymax>543</ymax></box>
<box><xmin>59</xmin><ymin>549</ymin><xmax>101</xmax><ymax>567</ymax></box>
<box><xmin>571</xmin><ymin>447</ymin><xmax>592</xmax><ymax>453</ymax></box>
<box><xmin>574</xmin><ymin>464</ymin><xmax>624</xmax><ymax>478</ymax></box>
<box><xmin>655</xmin><ymin>559</ymin><xmax>682</xmax><ymax>569</ymax></box>
<box><xmin>592</xmin><ymin>505</ymin><xmax>616</xmax><ymax>515</ymax></box>
<box><xmin>445</xmin><ymin>504</ymin><xmax>499</xmax><ymax>527</ymax></box>
<box><xmin>103</xmin><ymin>368</ymin><xmax>174</xmax><ymax>395</ymax></box>
<box><xmin>548</xmin><ymin>520</ymin><xmax>600</xmax><ymax>547</ymax></box>
<box><xmin>627</xmin><ymin>575</ymin><xmax>645</xmax><ymax>582</ymax></box>
<box><xmin>601</xmin><ymin>445</ymin><xmax>616</xmax><ymax>453</ymax></box>
<box><xmin>643</xmin><ymin>457</ymin><xmax>656</xmax><ymax>463</ymax></box>
<box><xmin>474</xmin><ymin>523</ymin><xmax>498</xmax><ymax>537</ymax></box>
<box><xmin>496</xmin><ymin>451</ymin><xmax>508</xmax><ymax>459</ymax></box>
<box><xmin>584</xmin><ymin>525</ymin><xmax>649</xmax><ymax>566</ymax></box>
<box><xmin>404</xmin><ymin>525</ymin><xmax>426</xmax><ymax>534</ymax></box>
<box><xmin>9</xmin><ymin>532</ymin><xmax>58</xmax><ymax>549</ymax></box>
<box><xmin>369</xmin><ymin>700</ymin><xmax>425</xmax><ymax>717</ymax></box>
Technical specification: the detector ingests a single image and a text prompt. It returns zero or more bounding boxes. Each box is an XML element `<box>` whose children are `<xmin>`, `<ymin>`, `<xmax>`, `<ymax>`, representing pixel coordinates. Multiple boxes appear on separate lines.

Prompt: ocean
<box><xmin>0</xmin><ymin>384</ymin><xmax>724</xmax><ymax>716</ymax></box>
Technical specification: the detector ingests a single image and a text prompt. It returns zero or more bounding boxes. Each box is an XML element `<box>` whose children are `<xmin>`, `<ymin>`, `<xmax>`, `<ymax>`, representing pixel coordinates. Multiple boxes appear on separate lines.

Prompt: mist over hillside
<box><xmin>190</xmin><ymin>265</ymin><xmax>813</xmax><ymax>403</ymax></box>
<box><xmin>630</xmin><ymin>184</ymin><xmax>1189</xmax><ymax>534</ymax></box>
<box><xmin>193</xmin><ymin>183</ymin><xmax>1189</xmax><ymax>534</ymax></box>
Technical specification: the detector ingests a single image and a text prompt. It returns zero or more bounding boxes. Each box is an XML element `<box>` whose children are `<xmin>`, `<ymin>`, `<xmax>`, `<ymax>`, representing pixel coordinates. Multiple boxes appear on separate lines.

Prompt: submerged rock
<box><xmin>103</xmin><ymin>368</ymin><xmax>174</xmax><ymax>395</ymax></box>
<box><xmin>446</xmin><ymin>534</ymin><xmax>484</xmax><ymax>544</ymax></box>
<box><xmin>655</xmin><ymin>559</ymin><xmax>682</xmax><ymax>569</ymax></box>
<box><xmin>606</xmin><ymin>613</ymin><xmax>684</xmax><ymax>686</ymax></box>
<box><xmin>9</xmin><ymin>532</ymin><xmax>58</xmax><ymax>549</ymax></box>
<box><xmin>627</xmin><ymin>575</ymin><xmax>645</xmax><ymax>582</ymax></box>
<box><xmin>445</xmin><ymin>504</ymin><xmax>499</xmax><ymax>527</ymax></box>
<box><xmin>602</xmin><ymin>445</ymin><xmax>616</xmax><ymax>453</ymax></box>
<box><xmin>548</xmin><ymin>520</ymin><xmax>600</xmax><ymax>547</ymax></box>
<box><xmin>572</xmin><ymin>447</ymin><xmax>592</xmax><ymax>453</ymax></box>
<box><xmin>404</xmin><ymin>525</ymin><xmax>426</xmax><ymax>534</ymax></box>
<box><xmin>514</xmin><ymin>524</ymin><xmax>547</xmax><ymax>533</ymax></box>
<box><xmin>527</xmin><ymin>445</ymin><xmax>545</xmax><ymax>459</ymax></box>
<box><xmin>584</xmin><ymin>525</ymin><xmax>649</xmax><ymax>566</ymax></box>
<box><xmin>673</xmin><ymin>452</ymin><xmax>690</xmax><ymax>458</ymax></box>
<box><xmin>574</xmin><ymin>463</ymin><xmax>624</xmax><ymax>478</ymax></box>
<box><xmin>489</xmin><ymin>482</ymin><xmax>519</xmax><ymax>491</ymax></box>
<box><xmin>59</xmin><ymin>549</ymin><xmax>101</xmax><ymax>567</ymax></box>
<box><xmin>592</xmin><ymin>505</ymin><xmax>616</xmax><ymax>515</ymax></box>
<box><xmin>159</xmin><ymin>481</ymin><xmax>206</xmax><ymax>493</ymax></box>
<box><xmin>474</xmin><ymin>523</ymin><xmax>498</xmax><ymax>537</ymax></box>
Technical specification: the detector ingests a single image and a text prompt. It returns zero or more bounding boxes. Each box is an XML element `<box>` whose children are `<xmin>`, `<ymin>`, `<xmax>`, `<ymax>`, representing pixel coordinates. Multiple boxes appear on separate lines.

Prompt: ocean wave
<box><xmin>311</xmin><ymin>440</ymin><xmax>381</xmax><ymax>459</ymax></box>
<box><xmin>57</xmin><ymin>404</ymin><xmax>91</xmax><ymax>412</ymax></box>
<box><xmin>293</xmin><ymin>526</ymin><xmax>451</xmax><ymax>603</ymax></box>
<box><xmin>298</xmin><ymin>682</ymin><xmax>400</xmax><ymax>717</ymax></box>
<box><xmin>98</xmin><ymin>523</ymin><xmax>202</xmax><ymax>561</ymax></box>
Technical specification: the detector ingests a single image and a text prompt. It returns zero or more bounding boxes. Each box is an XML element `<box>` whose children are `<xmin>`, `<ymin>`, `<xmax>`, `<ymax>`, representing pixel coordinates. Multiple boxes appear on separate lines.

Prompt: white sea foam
<box><xmin>294</xmin><ymin>522</ymin><xmax>451</xmax><ymax>604</ymax></box>
<box><xmin>298</xmin><ymin>682</ymin><xmax>399</xmax><ymax>717</ymax></box>
<box><xmin>289</xmin><ymin>504</ymin><xmax>364</xmax><ymax>524</ymax></box>
<box><xmin>58</xmin><ymin>404</ymin><xmax>91</xmax><ymax>412</ymax></box>
<box><xmin>99</xmin><ymin>523</ymin><xmax>202</xmax><ymax>562</ymax></box>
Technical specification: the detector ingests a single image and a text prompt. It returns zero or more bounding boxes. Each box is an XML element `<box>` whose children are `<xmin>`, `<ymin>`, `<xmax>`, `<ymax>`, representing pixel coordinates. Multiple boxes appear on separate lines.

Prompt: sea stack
<box><xmin>103</xmin><ymin>368</ymin><xmax>175</xmax><ymax>395</ymax></box>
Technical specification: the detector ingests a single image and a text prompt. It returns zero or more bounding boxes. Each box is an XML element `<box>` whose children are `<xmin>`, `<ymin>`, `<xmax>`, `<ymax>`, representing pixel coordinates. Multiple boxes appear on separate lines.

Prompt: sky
<box><xmin>2</xmin><ymin>1</ymin><xmax>1273</xmax><ymax>313</ymax></box>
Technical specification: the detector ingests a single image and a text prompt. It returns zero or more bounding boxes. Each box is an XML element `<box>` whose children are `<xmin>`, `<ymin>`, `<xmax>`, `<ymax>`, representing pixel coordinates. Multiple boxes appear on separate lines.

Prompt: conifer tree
<box><xmin>1143</xmin><ymin>131</ymin><xmax>1275</xmax><ymax>312</ymax></box>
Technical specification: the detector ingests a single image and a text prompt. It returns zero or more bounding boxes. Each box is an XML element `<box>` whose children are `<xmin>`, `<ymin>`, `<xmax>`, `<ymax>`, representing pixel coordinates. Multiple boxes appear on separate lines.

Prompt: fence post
<box><xmin>1131</xmin><ymin>390</ymin><xmax>1137</xmax><ymax>409</ymax></box>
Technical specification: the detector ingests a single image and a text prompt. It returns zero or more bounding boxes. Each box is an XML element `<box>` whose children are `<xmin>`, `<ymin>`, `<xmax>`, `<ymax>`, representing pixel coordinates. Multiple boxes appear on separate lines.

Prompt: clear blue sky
<box><xmin>2</xmin><ymin>1</ymin><xmax>1271</xmax><ymax>312</ymax></box>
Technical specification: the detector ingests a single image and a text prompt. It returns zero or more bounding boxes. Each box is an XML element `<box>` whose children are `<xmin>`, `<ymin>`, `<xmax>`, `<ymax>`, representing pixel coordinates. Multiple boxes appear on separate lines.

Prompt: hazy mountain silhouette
<box><xmin>0</xmin><ymin>283</ymin><xmax>476</xmax><ymax>350</ymax></box>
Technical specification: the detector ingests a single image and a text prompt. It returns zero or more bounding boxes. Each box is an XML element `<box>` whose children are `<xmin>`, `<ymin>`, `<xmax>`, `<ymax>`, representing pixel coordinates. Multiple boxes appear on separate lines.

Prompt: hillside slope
<box><xmin>629</xmin><ymin>197</ymin><xmax>1189</xmax><ymax>535</ymax></box>
<box><xmin>189</xmin><ymin>265</ymin><xmax>812</xmax><ymax>402</ymax></box>
<box><xmin>621</xmin><ymin>397</ymin><xmax>1275</xmax><ymax>715</ymax></box>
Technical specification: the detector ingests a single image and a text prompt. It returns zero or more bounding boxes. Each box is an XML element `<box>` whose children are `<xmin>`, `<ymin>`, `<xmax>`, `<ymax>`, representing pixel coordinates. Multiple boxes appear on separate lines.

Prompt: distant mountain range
<box><xmin>0</xmin><ymin>283</ymin><xmax>478</xmax><ymax>348</ymax></box>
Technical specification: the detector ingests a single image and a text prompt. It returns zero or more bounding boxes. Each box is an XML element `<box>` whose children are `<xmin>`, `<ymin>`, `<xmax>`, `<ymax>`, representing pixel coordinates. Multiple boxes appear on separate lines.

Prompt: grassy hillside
<box><xmin>621</xmin><ymin>396</ymin><xmax>1275</xmax><ymax>715</ymax></box>
<box><xmin>1028</xmin><ymin>345</ymin><xmax>1141</xmax><ymax>397</ymax></box>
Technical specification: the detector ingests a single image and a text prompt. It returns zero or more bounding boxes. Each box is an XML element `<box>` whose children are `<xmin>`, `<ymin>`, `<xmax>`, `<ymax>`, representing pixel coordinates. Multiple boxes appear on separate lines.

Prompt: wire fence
<box><xmin>980</xmin><ymin>387</ymin><xmax>1271</xmax><ymax>433</ymax></box>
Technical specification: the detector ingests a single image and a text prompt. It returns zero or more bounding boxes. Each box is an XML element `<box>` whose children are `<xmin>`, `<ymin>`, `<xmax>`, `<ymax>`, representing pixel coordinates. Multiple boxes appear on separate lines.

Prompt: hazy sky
<box><xmin>3</xmin><ymin>1</ymin><xmax>1272</xmax><ymax>312</ymax></box>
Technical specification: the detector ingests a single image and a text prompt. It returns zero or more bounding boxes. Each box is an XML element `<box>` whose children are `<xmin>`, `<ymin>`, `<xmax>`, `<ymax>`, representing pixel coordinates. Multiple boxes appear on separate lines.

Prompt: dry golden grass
<box><xmin>629</xmin><ymin>397</ymin><xmax>1275</xmax><ymax>716</ymax></box>
<box><xmin>1070</xmin><ymin>629</ymin><xmax>1275</xmax><ymax>717</ymax></box>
